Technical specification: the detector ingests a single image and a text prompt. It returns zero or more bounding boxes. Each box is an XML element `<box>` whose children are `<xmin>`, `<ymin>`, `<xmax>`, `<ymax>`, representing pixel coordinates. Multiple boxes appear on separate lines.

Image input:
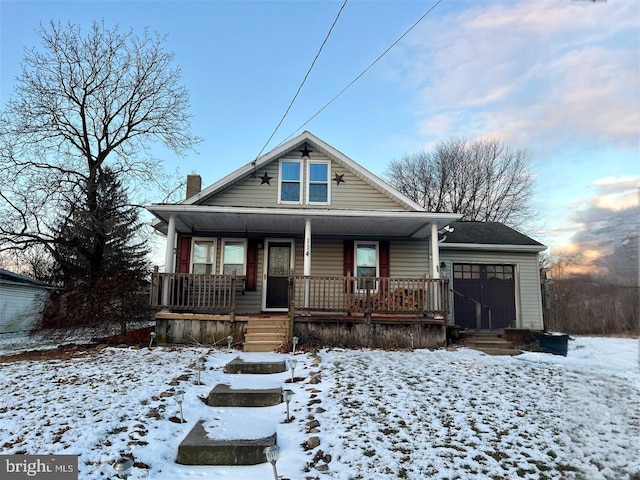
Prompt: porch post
<box><xmin>304</xmin><ymin>218</ymin><xmax>312</xmax><ymax>308</ymax></box>
<box><xmin>430</xmin><ymin>223</ymin><xmax>441</xmax><ymax>314</ymax></box>
<box><xmin>162</xmin><ymin>214</ymin><xmax>177</xmax><ymax>307</ymax></box>
<box><xmin>430</xmin><ymin>223</ymin><xmax>440</xmax><ymax>279</ymax></box>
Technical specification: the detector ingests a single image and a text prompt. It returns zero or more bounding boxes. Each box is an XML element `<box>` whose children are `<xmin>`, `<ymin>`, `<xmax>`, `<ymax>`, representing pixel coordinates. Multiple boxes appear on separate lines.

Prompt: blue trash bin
<box><xmin>538</xmin><ymin>333</ymin><xmax>569</xmax><ymax>356</ymax></box>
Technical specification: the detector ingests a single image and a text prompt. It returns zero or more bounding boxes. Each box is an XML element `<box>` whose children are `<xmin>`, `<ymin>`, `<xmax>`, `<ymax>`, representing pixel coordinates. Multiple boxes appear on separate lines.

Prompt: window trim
<box><xmin>278</xmin><ymin>159</ymin><xmax>303</xmax><ymax>205</ymax></box>
<box><xmin>306</xmin><ymin>160</ymin><xmax>331</xmax><ymax>205</ymax></box>
<box><xmin>190</xmin><ymin>238</ymin><xmax>217</xmax><ymax>274</ymax></box>
<box><xmin>220</xmin><ymin>239</ymin><xmax>248</xmax><ymax>276</ymax></box>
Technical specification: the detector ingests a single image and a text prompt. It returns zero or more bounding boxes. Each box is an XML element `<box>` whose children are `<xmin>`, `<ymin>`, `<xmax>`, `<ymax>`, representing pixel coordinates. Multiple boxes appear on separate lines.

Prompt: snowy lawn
<box><xmin>0</xmin><ymin>336</ymin><xmax>638</xmax><ymax>480</ymax></box>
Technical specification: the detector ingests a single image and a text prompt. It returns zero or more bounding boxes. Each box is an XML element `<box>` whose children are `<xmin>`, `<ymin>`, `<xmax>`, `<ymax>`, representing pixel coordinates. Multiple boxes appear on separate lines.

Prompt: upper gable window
<box><xmin>279</xmin><ymin>160</ymin><xmax>302</xmax><ymax>203</ymax></box>
<box><xmin>307</xmin><ymin>161</ymin><xmax>330</xmax><ymax>204</ymax></box>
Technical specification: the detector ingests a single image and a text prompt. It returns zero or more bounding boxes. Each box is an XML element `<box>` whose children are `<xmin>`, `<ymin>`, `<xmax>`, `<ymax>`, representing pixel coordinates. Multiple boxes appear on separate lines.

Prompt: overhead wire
<box><xmin>280</xmin><ymin>0</ymin><xmax>444</xmax><ymax>144</ymax></box>
<box><xmin>254</xmin><ymin>0</ymin><xmax>349</xmax><ymax>161</ymax></box>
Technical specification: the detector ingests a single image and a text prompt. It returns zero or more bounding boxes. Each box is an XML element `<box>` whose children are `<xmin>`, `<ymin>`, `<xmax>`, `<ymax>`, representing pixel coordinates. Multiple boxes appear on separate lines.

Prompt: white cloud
<box><xmin>397</xmin><ymin>0</ymin><xmax>639</xmax><ymax>148</ymax></box>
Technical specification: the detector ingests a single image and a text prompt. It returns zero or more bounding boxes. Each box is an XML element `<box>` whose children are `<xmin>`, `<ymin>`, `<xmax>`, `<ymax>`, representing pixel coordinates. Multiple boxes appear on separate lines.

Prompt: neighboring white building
<box><xmin>0</xmin><ymin>269</ymin><xmax>51</xmax><ymax>333</ymax></box>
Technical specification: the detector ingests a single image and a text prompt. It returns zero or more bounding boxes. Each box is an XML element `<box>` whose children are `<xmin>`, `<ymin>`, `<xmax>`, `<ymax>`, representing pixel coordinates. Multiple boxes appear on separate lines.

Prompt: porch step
<box><xmin>243</xmin><ymin>317</ymin><xmax>290</xmax><ymax>353</ymax></box>
<box><xmin>245</xmin><ymin>323</ymin><xmax>289</xmax><ymax>335</ymax></box>
<box><xmin>243</xmin><ymin>341</ymin><xmax>285</xmax><ymax>353</ymax></box>
<box><xmin>460</xmin><ymin>332</ymin><xmax>521</xmax><ymax>356</ymax></box>
<box><xmin>244</xmin><ymin>332</ymin><xmax>286</xmax><ymax>343</ymax></box>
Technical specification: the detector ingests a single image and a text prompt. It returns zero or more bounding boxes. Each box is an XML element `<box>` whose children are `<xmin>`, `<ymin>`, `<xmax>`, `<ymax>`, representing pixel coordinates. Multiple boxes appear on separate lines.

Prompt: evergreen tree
<box><xmin>44</xmin><ymin>167</ymin><xmax>151</xmax><ymax>337</ymax></box>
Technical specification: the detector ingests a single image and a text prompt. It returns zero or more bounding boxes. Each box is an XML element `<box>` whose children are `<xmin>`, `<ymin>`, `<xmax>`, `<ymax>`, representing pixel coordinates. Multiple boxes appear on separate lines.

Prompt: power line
<box><xmin>254</xmin><ymin>0</ymin><xmax>349</xmax><ymax>160</ymax></box>
<box><xmin>281</xmin><ymin>0</ymin><xmax>444</xmax><ymax>144</ymax></box>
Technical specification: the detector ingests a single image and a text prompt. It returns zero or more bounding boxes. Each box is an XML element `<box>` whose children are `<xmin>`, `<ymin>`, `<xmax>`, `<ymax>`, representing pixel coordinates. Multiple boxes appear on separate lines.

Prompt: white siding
<box><xmin>0</xmin><ymin>282</ymin><xmax>49</xmax><ymax>333</ymax></box>
<box><xmin>439</xmin><ymin>249</ymin><xmax>544</xmax><ymax>330</ymax></box>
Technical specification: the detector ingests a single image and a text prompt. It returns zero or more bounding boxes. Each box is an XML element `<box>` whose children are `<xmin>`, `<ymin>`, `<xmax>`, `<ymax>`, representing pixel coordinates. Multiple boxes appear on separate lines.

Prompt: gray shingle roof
<box><xmin>441</xmin><ymin>221</ymin><xmax>545</xmax><ymax>247</ymax></box>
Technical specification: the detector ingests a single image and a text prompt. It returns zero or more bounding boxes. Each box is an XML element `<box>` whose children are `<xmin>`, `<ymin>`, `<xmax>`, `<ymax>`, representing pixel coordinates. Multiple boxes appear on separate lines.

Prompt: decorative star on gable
<box><xmin>259</xmin><ymin>172</ymin><xmax>272</xmax><ymax>185</ymax></box>
<box><xmin>299</xmin><ymin>143</ymin><xmax>313</xmax><ymax>158</ymax></box>
<box><xmin>333</xmin><ymin>173</ymin><xmax>345</xmax><ymax>185</ymax></box>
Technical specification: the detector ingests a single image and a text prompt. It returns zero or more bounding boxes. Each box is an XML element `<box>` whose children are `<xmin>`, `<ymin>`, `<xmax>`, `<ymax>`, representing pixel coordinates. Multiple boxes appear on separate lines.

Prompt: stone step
<box><xmin>223</xmin><ymin>357</ymin><xmax>287</xmax><ymax>374</ymax></box>
<box><xmin>207</xmin><ymin>384</ymin><xmax>283</xmax><ymax>407</ymax></box>
<box><xmin>177</xmin><ymin>419</ymin><xmax>277</xmax><ymax>466</ymax></box>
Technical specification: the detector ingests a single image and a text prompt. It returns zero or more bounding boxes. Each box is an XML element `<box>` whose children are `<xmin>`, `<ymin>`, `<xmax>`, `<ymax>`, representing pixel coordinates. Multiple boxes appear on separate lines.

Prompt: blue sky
<box><xmin>1</xmin><ymin>0</ymin><xmax>638</xmax><ymax>272</ymax></box>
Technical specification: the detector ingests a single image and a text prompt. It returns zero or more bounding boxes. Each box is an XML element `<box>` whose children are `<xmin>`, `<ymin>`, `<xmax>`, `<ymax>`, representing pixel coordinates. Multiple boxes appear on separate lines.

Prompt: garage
<box><xmin>452</xmin><ymin>263</ymin><xmax>516</xmax><ymax>330</ymax></box>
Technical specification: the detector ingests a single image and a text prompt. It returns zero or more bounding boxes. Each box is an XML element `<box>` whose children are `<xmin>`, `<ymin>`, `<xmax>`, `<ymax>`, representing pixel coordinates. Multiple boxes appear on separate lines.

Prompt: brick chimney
<box><xmin>186</xmin><ymin>174</ymin><xmax>201</xmax><ymax>199</ymax></box>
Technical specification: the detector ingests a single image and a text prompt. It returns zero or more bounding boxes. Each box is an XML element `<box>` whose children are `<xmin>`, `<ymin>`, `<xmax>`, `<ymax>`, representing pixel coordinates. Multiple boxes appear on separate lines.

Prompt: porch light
<box><xmin>195</xmin><ymin>356</ymin><xmax>205</xmax><ymax>385</ymax></box>
<box><xmin>149</xmin><ymin>331</ymin><xmax>156</xmax><ymax>348</ymax></box>
<box><xmin>290</xmin><ymin>358</ymin><xmax>298</xmax><ymax>383</ymax></box>
<box><xmin>283</xmin><ymin>389</ymin><xmax>294</xmax><ymax>422</ymax></box>
<box><xmin>292</xmin><ymin>336</ymin><xmax>299</xmax><ymax>355</ymax></box>
<box><xmin>113</xmin><ymin>457</ymin><xmax>133</xmax><ymax>479</ymax></box>
<box><xmin>175</xmin><ymin>390</ymin><xmax>185</xmax><ymax>424</ymax></box>
<box><xmin>227</xmin><ymin>335</ymin><xmax>233</xmax><ymax>351</ymax></box>
<box><xmin>263</xmin><ymin>445</ymin><xmax>281</xmax><ymax>480</ymax></box>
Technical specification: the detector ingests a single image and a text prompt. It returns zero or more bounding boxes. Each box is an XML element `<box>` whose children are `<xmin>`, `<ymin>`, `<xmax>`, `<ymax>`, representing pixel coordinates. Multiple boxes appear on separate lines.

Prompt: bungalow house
<box><xmin>0</xmin><ymin>269</ymin><xmax>51</xmax><ymax>333</ymax></box>
<box><xmin>146</xmin><ymin>132</ymin><xmax>545</xmax><ymax>350</ymax></box>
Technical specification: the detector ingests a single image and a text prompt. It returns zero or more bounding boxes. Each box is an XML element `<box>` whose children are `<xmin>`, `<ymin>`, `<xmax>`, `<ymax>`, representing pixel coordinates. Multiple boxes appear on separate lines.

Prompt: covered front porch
<box><xmin>147</xmin><ymin>204</ymin><xmax>460</xmax><ymax>348</ymax></box>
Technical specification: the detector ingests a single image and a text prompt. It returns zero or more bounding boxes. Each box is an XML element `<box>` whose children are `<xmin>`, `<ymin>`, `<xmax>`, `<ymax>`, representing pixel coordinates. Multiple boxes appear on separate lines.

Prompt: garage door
<box><xmin>452</xmin><ymin>264</ymin><xmax>516</xmax><ymax>330</ymax></box>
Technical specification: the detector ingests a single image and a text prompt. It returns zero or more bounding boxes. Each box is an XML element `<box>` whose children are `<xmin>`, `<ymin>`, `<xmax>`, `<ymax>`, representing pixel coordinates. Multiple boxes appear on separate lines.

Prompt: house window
<box><xmin>192</xmin><ymin>239</ymin><xmax>216</xmax><ymax>274</ymax></box>
<box><xmin>307</xmin><ymin>162</ymin><xmax>330</xmax><ymax>204</ymax></box>
<box><xmin>355</xmin><ymin>241</ymin><xmax>378</xmax><ymax>290</ymax></box>
<box><xmin>279</xmin><ymin>160</ymin><xmax>301</xmax><ymax>203</ymax></box>
<box><xmin>221</xmin><ymin>240</ymin><xmax>246</xmax><ymax>275</ymax></box>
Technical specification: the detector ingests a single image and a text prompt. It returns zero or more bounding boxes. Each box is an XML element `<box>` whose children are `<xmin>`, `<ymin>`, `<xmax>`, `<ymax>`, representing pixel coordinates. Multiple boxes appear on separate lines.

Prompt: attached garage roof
<box><xmin>441</xmin><ymin>222</ymin><xmax>546</xmax><ymax>252</ymax></box>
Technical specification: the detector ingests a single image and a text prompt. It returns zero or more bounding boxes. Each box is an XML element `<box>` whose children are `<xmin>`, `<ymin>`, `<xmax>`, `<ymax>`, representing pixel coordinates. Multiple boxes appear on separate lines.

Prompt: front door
<box><xmin>264</xmin><ymin>241</ymin><xmax>293</xmax><ymax>310</ymax></box>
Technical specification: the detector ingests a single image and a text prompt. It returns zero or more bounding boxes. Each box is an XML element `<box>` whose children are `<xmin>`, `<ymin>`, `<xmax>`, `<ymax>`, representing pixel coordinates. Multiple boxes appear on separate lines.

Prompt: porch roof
<box><xmin>147</xmin><ymin>204</ymin><xmax>462</xmax><ymax>239</ymax></box>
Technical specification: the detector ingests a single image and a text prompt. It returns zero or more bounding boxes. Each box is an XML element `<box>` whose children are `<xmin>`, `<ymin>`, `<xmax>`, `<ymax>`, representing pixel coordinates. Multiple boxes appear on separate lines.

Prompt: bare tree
<box><xmin>386</xmin><ymin>137</ymin><xmax>536</xmax><ymax>228</ymax></box>
<box><xmin>0</xmin><ymin>20</ymin><xmax>199</xmax><ymax>263</ymax></box>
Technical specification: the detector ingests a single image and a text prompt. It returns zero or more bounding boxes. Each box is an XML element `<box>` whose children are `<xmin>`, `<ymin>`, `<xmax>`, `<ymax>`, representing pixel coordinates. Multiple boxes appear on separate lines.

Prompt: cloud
<box><xmin>396</xmin><ymin>0</ymin><xmax>639</xmax><ymax>148</ymax></box>
<box><xmin>552</xmin><ymin>176</ymin><xmax>639</xmax><ymax>278</ymax></box>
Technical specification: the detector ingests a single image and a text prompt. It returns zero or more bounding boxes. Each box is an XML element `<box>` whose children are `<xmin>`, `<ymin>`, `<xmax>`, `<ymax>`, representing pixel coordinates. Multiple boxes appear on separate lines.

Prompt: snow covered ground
<box><xmin>0</xmin><ymin>335</ymin><xmax>638</xmax><ymax>480</ymax></box>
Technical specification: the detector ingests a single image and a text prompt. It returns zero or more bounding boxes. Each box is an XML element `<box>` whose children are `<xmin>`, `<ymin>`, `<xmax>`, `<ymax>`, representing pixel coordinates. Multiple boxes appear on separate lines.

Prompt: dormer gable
<box><xmin>186</xmin><ymin>131</ymin><xmax>426</xmax><ymax>213</ymax></box>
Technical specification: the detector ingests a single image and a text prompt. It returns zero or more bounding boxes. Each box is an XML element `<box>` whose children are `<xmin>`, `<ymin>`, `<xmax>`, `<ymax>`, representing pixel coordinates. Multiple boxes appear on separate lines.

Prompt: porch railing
<box><xmin>290</xmin><ymin>275</ymin><xmax>450</xmax><ymax>318</ymax></box>
<box><xmin>150</xmin><ymin>270</ymin><xmax>242</xmax><ymax>317</ymax></box>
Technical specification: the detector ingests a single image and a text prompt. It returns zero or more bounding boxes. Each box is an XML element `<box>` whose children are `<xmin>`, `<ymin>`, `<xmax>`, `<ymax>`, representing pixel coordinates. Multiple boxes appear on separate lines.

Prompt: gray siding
<box><xmin>439</xmin><ymin>249</ymin><xmax>544</xmax><ymax>330</ymax></box>
<box><xmin>202</xmin><ymin>152</ymin><xmax>405</xmax><ymax>211</ymax></box>
<box><xmin>304</xmin><ymin>239</ymin><xmax>431</xmax><ymax>278</ymax></box>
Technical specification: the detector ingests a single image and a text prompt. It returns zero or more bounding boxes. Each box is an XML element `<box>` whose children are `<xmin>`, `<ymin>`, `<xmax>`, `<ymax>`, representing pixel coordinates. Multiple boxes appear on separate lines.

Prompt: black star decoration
<box><xmin>259</xmin><ymin>172</ymin><xmax>272</xmax><ymax>185</ymax></box>
<box><xmin>299</xmin><ymin>143</ymin><xmax>313</xmax><ymax>158</ymax></box>
<box><xmin>333</xmin><ymin>173</ymin><xmax>345</xmax><ymax>185</ymax></box>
